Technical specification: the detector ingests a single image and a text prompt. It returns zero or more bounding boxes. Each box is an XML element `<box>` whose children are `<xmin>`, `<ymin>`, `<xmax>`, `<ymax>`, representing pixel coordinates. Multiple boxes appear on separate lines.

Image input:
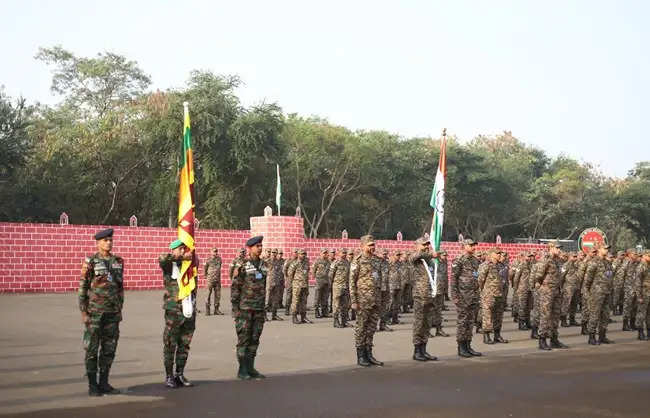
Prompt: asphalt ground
<box><xmin>1</xmin><ymin>290</ymin><xmax>649</xmax><ymax>417</ymax></box>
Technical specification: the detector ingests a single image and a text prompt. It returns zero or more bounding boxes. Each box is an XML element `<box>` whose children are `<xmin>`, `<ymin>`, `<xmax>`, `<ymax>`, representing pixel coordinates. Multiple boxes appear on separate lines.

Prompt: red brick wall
<box><xmin>0</xmin><ymin>218</ymin><xmax>544</xmax><ymax>293</ymax></box>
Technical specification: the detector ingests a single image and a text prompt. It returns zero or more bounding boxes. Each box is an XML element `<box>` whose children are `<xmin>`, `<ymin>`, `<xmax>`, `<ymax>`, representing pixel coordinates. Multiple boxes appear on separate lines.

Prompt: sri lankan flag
<box><xmin>177</xmin><ymin>102</ymin><xmax>197</xmax><ymax>300</ymax></box>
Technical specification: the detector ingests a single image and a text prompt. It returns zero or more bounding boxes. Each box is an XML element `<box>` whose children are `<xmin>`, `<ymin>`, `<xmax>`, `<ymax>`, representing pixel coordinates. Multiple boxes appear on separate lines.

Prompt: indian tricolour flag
<box><xmin>428</xmin><ymin>132</ymin><xmax>447</xmax><ymax>297</ymax></box>
<box><xmin>276</xmin><ymin>164</ymin><xmax>281</xmax><ymax>215</ymax></box>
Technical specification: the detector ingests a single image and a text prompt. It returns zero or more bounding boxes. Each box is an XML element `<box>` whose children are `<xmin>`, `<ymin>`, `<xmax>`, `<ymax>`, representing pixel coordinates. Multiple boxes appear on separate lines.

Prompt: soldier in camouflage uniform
<box><xmin>231</xmin><ymin>236</ymin><xmax>268</xmax><ymax>380</ymax></box>
<box><xmin>350</xmin><ymin>235</ymin><xmax>384</xmax><ymax>367</ymax></box>
<box><xmin>283</xmin><ymin>249</ymin><xmax>298</xmax><ymax>316</ymax></box>
<box><xmin>584</xmin><ymin>244</ymin><xmax>615</xmax><ymax>345</ymax></box>
<box><xmin>611</xmin><ymin>250</ymin><xmax>626</xmax><ymax>315</ymax></box>
<box><xmin>388</xmin><ymin>251</ymin><xmax>403</xmax><ymax>325</ymax></box>
<box><xmin>277</xmin><ymin>250</ymin><xmax>285</xmax><ymax>309</ymax></box>
<box><xmin>622</xmin><ymin>250</ymin><xmax>641</xmax><ymax>331</ymax></box>
<box><xmin>559</xmin><ymin>252</ymin><xmax>580</xmax><ymax>327</ymax></box>
<box><xmin>159</xmin><ymin>239</ymin><xmax>197</xmax><ymax>388</ymax></box>
<box><xmin>532</xmin><ymin>241</ymin><xmax>568</xmax><ymax>350</ymax></box>
<box><xmin>267</xmin><ymin>249</ymin><xmax>284</xmax><ymax>321</ymax></box>
<box><xmin>78</xmin><ymin>228</ymin><xmax>123</xmax><ymax>396</ymax></box>
<box><xmin>429</xmin><ymin>251</ymin><xmax>450</xmax><ymax>337</ymax></box>
<box><xmin>230</xmin><ymin>248</ymin><xmax>246</xmax><ymax>282</ymax></box>
<box><xmin>515</xmin><ymin>252</ymin><xmax>535</xmax><ymax>330</ymax></box>
<box><xmin>509</xmin><ymin>253</ymin><xmax>520</xmax><ymax>322</ymax></box>
<box><xmin>289</xmin><ymin>249</ymin><xmax>311</xmax><ymax>324</ymax></box>
<box><xmin>578</xmin><ymin>247</ymin><xmax>597</xmax><ymax>334</ymax></box>
<box><xmin>204</xmin><ymin>247</ymin><xmax>223</xmax><ymax>316</ymax></box>
<box><xmin>410</xmin><ymin>238</ymin><xmax>438</xmax><ymax>361</ymax></box>
<box><xmin>312</xmin><ymin>249</ymin><xmax>331</xmax><ymax>318</ymax></box>
<box><xmin>478</xmin><ymin>249</ymin><xmax>508</xmax><ymax>344</ymax></box>
<box><xmin>635</xmin><ymin>250</ymin><xmax>650</xmax><ymax>340</ymax></box>
<box><xmin>329</xmin><ymin>248</ymin><xmax>351</xmax><ymax>328</ymax></box>
<box><xmin>378</xmin><ymin>249</ymin><xmax>393</xmax><ymax>332</ymax></box>
<box><xmin>401</xmin><ymin>252</ymin><xmax>414</xmax><ymax>313</ymax></box>
<box><xmin>451</xmin><ymin>238</ymin><xmax>482</xmax><ymax>358</ymax></box>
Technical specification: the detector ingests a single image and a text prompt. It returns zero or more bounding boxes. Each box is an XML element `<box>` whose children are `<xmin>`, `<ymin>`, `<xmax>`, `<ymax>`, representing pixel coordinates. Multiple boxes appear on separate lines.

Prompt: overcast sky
<box><xmin>2</xmin><ymin>0</ymin><xmax>648</xmax><ymax>177</ymax></box>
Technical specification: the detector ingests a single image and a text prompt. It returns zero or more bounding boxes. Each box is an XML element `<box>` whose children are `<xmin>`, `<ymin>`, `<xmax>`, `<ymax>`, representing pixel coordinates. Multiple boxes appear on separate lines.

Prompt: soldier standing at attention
<box><xmin>267</xmin><ymin>249</ymin><xmax>284</xmax><ymax>321</ymax></box>
<box><xmin>532</xmin><ymin>241</ymin><xmax>568</xmax><ymax>351</ymax></box>
<box><xmin>451</xmin><ymin>238</ymin><xmax>482</xmax><ymax>358</ymax></box>
<box><xmin>410</xmin><ymin>238</ymin><xmax>438</xmax><ymax>361</ymax></box>
<box><xmin>429</xmin><ymin>251</ymin><xmax>450</xmax><ymax>337</ymax></box>
<box><xmin>350</xmin><ymin>235</ymin><xmax>384</xmax><ymax>367</ymax></box>
<box><xmin>231</xmin><ymin>236</ymin><xmax>268</xmax><ymax>380</ymax></box>
<box><xmin>515</xmin><ymin>252</ymin><xmax>535</xmax><ymax>330</ymax></box>
<box><xmin>204</xmin><ymin>247</ymin><xmax>222</xmax><ymax>316</ymax></box>
<box><xmin>277</xmin><ymin>250</ymin><xmax>285</xmax><ymax>309</ymax></box>
<box><xmin>622</xmin><ymin>250</ymin><xmax>641</xmax><ymax>331</ymax></box>
<box><xmin>378</xmin><ymin>249</ymin><xmax>393</xmax><ymax>332</ymax></box>
<box><xmin>560</xmin><ymin>252</ymin><xmax>579</xmax><ymax>327</ymax></box>
<box><xmin>312</xmin><ymin>249</ymin><xmax>331</xmax><ymax>318</ymax></box>
<box><xmin>585</xmin><ymin>244</ymin><xmax>615</xmax><ymax>345</ymax></box>
<box><xmin>611</xmin><ymin>251</ymin><xmax>626</xmax><ymax>315</ymax></box>
<box><xmin>230</xmin><ymin>248</ymin><xmax>246</xmax><ymax>282</ymax></box>
<box><xmin>509</xmin><ymin>253</ymin><xmax>521</xmax><ymax>322</ymax></box>
<box><xmin>289</xmin><ymin>249</ymin><xmax>312</xmax><ymax>324</ymax></box>
<box><xmin>79</xmin><ymin>228</ymin><xmax>123</xmax><ymax>396</ymax></box>
<box><xmin>635</xmin><ymin>250</ymin><xmax>650</xmax><ymax>340</ymax></box>
<box><xmin>579</xmin><ymin>247</ymin><xmax>597</xmax><ymax>334</ymax></box>
<box><xmin>478</xmin><ymin>249</ymin><xmax>508</xmax><ymax>345</ymax></box>
<box><xmin>401</xmin><ymin>252</ymin><xmax>414</xmax><ymax>313</ymax></box>
<box><xmin>159</xmin><ymin>239</ymin><xmax>196</xmax><ymax>388</ymax></box>
<box><xmin>329</xmin><ymin>248</ymin><xmax>351</xmax><ymax>328</ymax></box>
<box><xmin>388</xmin><ymin>251</ymin><xmax>403</xmax><ymax>325</ymax></box>
<box><xmin>283</xmin><ymin>249</ymin><xmax>298</xmax><ymax>316</ymax></box>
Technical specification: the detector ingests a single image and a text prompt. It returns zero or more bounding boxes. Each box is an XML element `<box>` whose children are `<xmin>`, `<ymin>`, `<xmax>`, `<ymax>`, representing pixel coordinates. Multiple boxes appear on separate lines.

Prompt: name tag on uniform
<box><xmin>255</xmin><ymin>272</ymin><xmax>263</xmax><ymax>280</ymax></box>
<box><xmin>111</xmin><ymin>263</ymin><xmax>122</xmax><ymax>270</ymax></box>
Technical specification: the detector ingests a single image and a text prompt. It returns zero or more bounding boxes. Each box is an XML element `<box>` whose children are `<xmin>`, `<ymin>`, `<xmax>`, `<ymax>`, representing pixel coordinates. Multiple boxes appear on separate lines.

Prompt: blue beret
<box><xmin>246</xmin><ymin>235</ymin><xmax>263</xmax><ymax>247</ymax></box>
<box><xmin>94</xmin><ymin>228</ymin><xmax>114</xmax><ymax>240</ymax></box>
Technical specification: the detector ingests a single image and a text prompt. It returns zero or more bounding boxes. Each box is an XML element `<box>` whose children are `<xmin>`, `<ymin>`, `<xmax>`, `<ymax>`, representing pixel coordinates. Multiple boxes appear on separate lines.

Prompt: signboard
<box><xmin>578</xmin><ymin>228</ymin><xmax>607</xmax><ymax>253</ymax></box>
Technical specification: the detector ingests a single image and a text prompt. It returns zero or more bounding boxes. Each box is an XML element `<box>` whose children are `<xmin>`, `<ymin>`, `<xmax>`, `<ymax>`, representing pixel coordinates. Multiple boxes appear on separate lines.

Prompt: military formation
<box><xmin>78</xmin><ymin>229</ymin><xmax>650</xmax><ymax>395</ymax></box>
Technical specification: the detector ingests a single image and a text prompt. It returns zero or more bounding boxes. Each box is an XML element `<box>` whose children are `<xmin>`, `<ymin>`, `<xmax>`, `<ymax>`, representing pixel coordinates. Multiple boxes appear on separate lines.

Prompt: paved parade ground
<box><xmin>1</xmin><ymin>290</ymin><xmax>649</xmax><ymax>417</ymax></box>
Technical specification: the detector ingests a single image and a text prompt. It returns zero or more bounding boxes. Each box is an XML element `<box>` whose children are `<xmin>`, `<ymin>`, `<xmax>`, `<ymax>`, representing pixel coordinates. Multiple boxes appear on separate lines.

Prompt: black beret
<box><xmin>94</xmin><ymin>228</ymin><xmax>114</xmax><ymax>240</ymax></box>
<box><xmin>246</xmin><ymin>235</ymin><xmax>264</xmax><ymax>247</ymax></box>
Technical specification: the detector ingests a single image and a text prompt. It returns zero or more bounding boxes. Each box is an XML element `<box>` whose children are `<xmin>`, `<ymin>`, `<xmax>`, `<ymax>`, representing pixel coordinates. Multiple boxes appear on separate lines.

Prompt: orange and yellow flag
<box><xmin>177</xmin><ymin>102</ymin><xmax>197</xmax><ymax>300</ymax></box>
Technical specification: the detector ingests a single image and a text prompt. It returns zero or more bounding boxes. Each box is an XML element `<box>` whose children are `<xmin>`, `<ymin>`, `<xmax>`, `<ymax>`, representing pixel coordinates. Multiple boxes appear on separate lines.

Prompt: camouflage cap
<box><xmin>439</xmin><ymin>250</ymin><xmax>447</xmax><ymax>255</ymax></box>
<box><xmin>239</xmin><ymin>247</ymin><xmax>246</xmax><ymax>254</ymax></box>
<box><xmin>321</xmin><ymin>248</ymin><xmax>329</xmax><ymax>254</ymax></box>
<box><xmin>598</xmin><ymin>243</ymin><xmax>611</xmax><ymax>250</ymax></box>
<box><xmin>360</xmin><ymin>235</ymin><xmax>375</xmax><ymax>245</ymax></box>
<box><xmin>415</xmin><ymin>237</ymin><xmax>431</xmax><ymax>245</ymax></box>
<box><xmin>394</xmin><ymin>249</ymin><xmax>402</xmax><ymax>255</ymax></box>
<box><xmin>294</xmin><ymin>248</ymin><xmax>299</xmax><ymax>254</ymax></box>
<box><xmin>271</xmin><ymin>248</ymin><xmax>278</xmax><ymax>254</ymax></box>
<box><xmin>462</xmin><ymin>238</ymin><xmax>477</xmax><ymax>246</ymax></box>
<box><xmin>298</xmin><ymin>249</ymin><xmax>307</xmax><ymax>255</ymax></box>
<box><xmin>617</xmin><ymin>250</ymin><xmax>625</xmax><ymax>256</ymax></box>
<box><xmin>643</xmin><ymin>249</ymin><xmax>650</xmax><ymax>256</ymax></box>
<box><xmin>339</xmin><ymin>248</ymin><xmax>348</xmax><ymax>254</ymax></box>
<box><xmin>547</xmin><ymin>240</ymin><xmax>561</xmax><ymax>249</ymax></box>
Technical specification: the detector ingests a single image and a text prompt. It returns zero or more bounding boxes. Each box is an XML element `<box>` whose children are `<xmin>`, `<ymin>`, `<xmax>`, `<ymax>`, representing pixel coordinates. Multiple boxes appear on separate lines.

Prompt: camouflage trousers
<box><xmin>314</xmin><ymin>281</ymin><xmax>330</xmax><ymax>310</ymax></box>
<box><xmin>206</xmin><ymin>280</ymin><xmax>221</xmax><ymax>308</ymax></box>
<box><xmin>354</xmin><ymin>306</ymin><xmax>380</xmax><ymax>348</ymax></box>
<box><xmin>612</xmin><ymin>282</ymin><xmax>624</xmax><ymax>311</ymax></box>
<box><xmin>379</xmin><ymin>290</ymin><xmax>391</xmax><ymax>326</ymax></box>
<box><xmin>390</xmin><ymin>289</ymin><xmax>402</xmax><ymax>319</ymax></box>
<box><xmin>455</xmin><ymin>302</ymin><xmax>479</xmax><ymax>343</ymax></box>
<box><xmin>268</xmin><ymin>285</ymin><xmax>282</xmax><ymax>312</ymax></box>
<box><xmin>517</xmin><ymin>288</ymin><xmax>532</xmax><ymax>322</ymax></box>
<box><xmin>581</xmin><ymin>290</ymin><xmax>591</xmax><ymax>325</ymax></box>
<box><xmin>284</xmin><ymin>280</ymin><xmax>293</xmax><ymax>313</ymax></box>
<box><xmin>402</xmin><ymin>283</ymin><xmax>413</xmax><ymax>309</ymax></box>
<box><xmin>502</xmin><ymin>282</ymin><xmax>510</xmax><ymax>308</ymax></box>
<box><xmin>429</xmin><ymin>294</ymin><xmax>444</xmax><ymax>328</ymax></box>
<box><xmin>332</xmin><ymin>286</ymin><xmax>349</xmax><ymax>318</ymax></box>
<box><xmin>538</xmin><ymin>288</ymin><xmax>561</xmax><ymax>338</ymax></box>
<box><xmin>560</xmin><ymin>281</ymin><xmax>580</xmax><ymax>317</ymax></box>
<box><xmin>291</xmin><ymin>286</ymin><xmax>309</xmax><ymax>315</ymax></box>
<box><xmin>83</xmin><ymin>312</ymin><xmax>121</xmax><ymax>375</ymax></box>
<box><xmin>511</xmin><ymin>284</ymin><xmax>520</xmax><ymax>316</ymax></box>
<box><xmin>413</xmin><ymin>297</ymin><xmax>434</xmax><ymax>345</ymax></box>
<box><xmin>531</xmin><ymin>289</ymin><xmax>541</xmax><ymax>328</ymax></box>
<box><xmin>234</xmin><ymin>309</ymin><xmax>265</xmax><ymax>358</ymax></box>
<box><xmin>587</xmin><ymin>290</ymin><xmax>611</xmax><ymax>334</ymax></box>
<box><xmin>163</xmin><ymin>310</ymin><xmax>195</xmax><ymax>375</ymax></box>
<box><xmin>635</xmin><ymin>295</ymin><xmax>650</xmax><ymax>330</ymax></box>
<box><xmin>278</xmin><ymin>281</ymin><xmax>285</xmax><ymax>306</ymax></box>
<box><xmin>622</xmin><ymin>287</ymin><xmax>638</xmax><ymax>320</ymax></box>
<box><xmin>481</xmin><ymin>295</ymin><xmax>504</xmax><ymax>332</ymax></box>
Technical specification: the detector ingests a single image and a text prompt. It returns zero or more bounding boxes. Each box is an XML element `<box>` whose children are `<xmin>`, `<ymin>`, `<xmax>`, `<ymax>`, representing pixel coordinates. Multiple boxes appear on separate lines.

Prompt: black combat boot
<box><xmin>531</xmin><ymin>326</ymin><xmax>539</xmax><ymax>339</ymax></box>
<box><xmin>301</xmin><ymin>313</ymin><xmax>313</xmax><ymax>324</ymax></box>
<box><xmin>214</xmin><ymin>305</ymin><xmax>223</xmax><ymax>315</ymax></box>
<box><xmin>237</xmin><ymin>356</ymin><xmax>251</xmax><ymax>380</ymax></box>
<box><xmin>588</xmin><ymin>333</ymin><xmax>599</xmax><ymax>345</ymax></box>
<box><xmin>366</xmin><ymin>346</ymin><xmax>384</xmax><ymax>366</ymax></box>
<box><xmin>550</xmin><ymin>334</ymin><xmax>569</xmax><ymax>349</ymax></box>
<box><xmin>457</xmin><ymin>341</ymin><xmax>472</xmax><ymax>358</ymax></box>
<box><xmin>357</xmin><ymin>347</ymin><xmax>370</xmax><ymax>367</ymax></box>
<box><xmin>292</xmin><ymin>314</ymin><xmax>300</xmax><ymax>324</ymax></box>
<box><xmin>581</xmin><ymin>323</ymin><xmax>588</xmax><ymax>335</ymax></box>
<box><xmin>350</xmin><ymin>310</ymin><xmax>357</xmax><ymax>321</ymax></box>
<box><xmin>205</xmin><ymin>302</ymin><xmax>211</xmax><ymax>316</ymax></box>
<box><xmin>333</xmin><ymin>316</ymin><xmax>342</xmax><ymax>328</ymax></box>
<box><xmin>87</xmin><ymin>373</ymin><xmax>101</xmax><ymax>396</ymax></box>
<box><xmin>166</xmin><ymin>375</ymin><xmax>178</xmax><ymax>388</ymax></box>
<box><xmin>560</xmin><ymin>316</ymin><xmax>568</xmax><ymax>327</ymax></box>
<box><xmin>494</xmin><ymin>328</ymin><xmax>508</xmax><ymax>343</ymax></box>
<box><xmin>271</xmin><ymin>310</ymin><xmax>284</xmax><ymax>321</ymax></box>
<box><xmin>631</xmin><ymin>314</ymin><xmax>637</xmax><ymax>329</ymax></box>
<box><xmin>642</xmin><ymin>329</ymin><xmax>650</xmax><ymax>341</ymax></box>
<box><xmin>314</xmin><ymin>307</ymin><xmax>322</xmax><ymax>318</ymax></box>
<box><xmin>483</xmin><ymin>332</ymin><xmax>495</xmax><ymax>345</ymax></box>
<box><xmin>538</xmin><ymin>337</ymin><xmax>551</xmax><ymax>351</ymax></box>
<box><xmin>569</xmin><ymin>315</ymin><xmax>579</xmax><ymax>326</ymax></box>
<box><xmin>466</xmin><ymin>341</ymin><xmax>482</xmax><ymax>356</ymax></box>
<box><xmin>435</xmin><ymin>326</ymin><xmax>449</xmax><ymax>337</ymax></box>
<box><xmin>518</xmin><ymin>319</ymin><xmax>527</xmax><ymax>330</ymax></box>
<box><xmin>247</xmin><ymin>355</ymin><xmax>265</xmax><ymax>379</ymax></box>
<box><xmin>98</xmin><ymin>370</ymin><xmax>119</xmax><ymax>394</ymax></box>
<box><xmin>598</xmin><ymin>329</ymin><xmax>613</xmax><ymax>344</ymax></box>
<box><xmin>341</xmin><ymin>313</ymin><xmax>348</xmax><ymax>328</ymax></box>
<box><xmin>175</xmin><ymin>372</ymin><xmax>193</xmax><ymax>387</ymax></box>
<box><xmin>622</xmin><ymin>318</ymin><xmax>632</xmax><ymax>331</ymax></box>
<box><xmin>421</xmin><ymin>342</ymin><xmax>437</xmax><ymax>361</ymax></box>
<box><xmin>413</xmin><ymin>344</ymin><xmax>427</xmax><ymax>361</ymax></box>
<box><xmin>391</xmin><ymin>312</ymin><xmax>400</xmax><ymax>325</ymax></box>
<box><xmin>321</xmin><ymin>305</ymin><xmax>330</xmax><ymax>318</ymax></box>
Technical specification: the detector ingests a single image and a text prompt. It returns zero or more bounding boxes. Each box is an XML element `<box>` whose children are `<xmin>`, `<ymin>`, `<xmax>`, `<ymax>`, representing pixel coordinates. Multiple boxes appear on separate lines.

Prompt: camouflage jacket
<box><xmin>329</xmin><ymin>258</ymin><xmax>351</xmax><ymax>289</ymax></box>
<box><xmin>450</xmin><ymin>253</ymin><xmax>480</xmax><ymax>306</ymax></box>
<box><xmin>478</xmin><ymin>261</ymin><xmax>503</xmax><ymax>298</ymax></box>
<box><xmin>438</xmin><ymin>260</ymin><xmax>448</xmax><ymax>291</ymax></box>
<box><xmin>585</xmin><ymin>256</ymin><xmax>613</xmax><ymax>295</ymax></box>
<box><xmin>624</xmin><ymin>261</ymin><xmax>639</xmax><ymax>289</ymax></box>
<box><xmin>380</xmin><ymin>258</ymin><xmax>390</xmax><ymax>292</ymax></box>
<box><xmin>349</xmin><ymin>253</ymin><xmax>382</xmax><ymax>308</ymax></box>
<box><xmin>576</xmin><ymin>257</ymin><xmax>592</xmax><ymax>288</ymax></box>
<box><xmin>159</xmin><ymin>253</ymin><xmax>197</xmax><ymax>312</ymax></box>
<box><xmin>514</xmin><ymin>261</ymin><xmax>532</xmax><ymax>292</ymax></box>
<box><xmin>231</xmin><ymin>257</ymin><xmax>268</xmax><ymax>312</ymax></box>
<box><xmin>533</xmin><ymin>255</ymin><xmax>563</xmax><ymax>293</ymax></box>
<box><xmin>409</xmin><ymin>249</ymin><xmax>435</xmax><ymax>300</ymax></box>
<box><xmin>636</xmin><ymin>261</ymin><xmax>649</xmax><ymax>297</ymax></box>
<box><xmin>229</xmin><ymin>256</ymin><xmax>245</xmax><ymax>280</ymax></box>
<box><xmin>311</xmin><ymin>257</ymin><xmax>330</xmax><ymax>285</ymax></box>
<box><xmin>389</xmin><ymin>261</ymin><xmax>402</xmax><ymax>292</ymax></box>
<box><xmin>561</xmin><ymin>260</ymin><xmax>578</xmax><ymax>286</ymax></box>
<box><xmin>78</xmin><ymin>252</ymin><xmax>124</xmax><ymax>314</ymax></box>
<box><xmin>289</xmin><ymin>259</ymin><xmax>310</xmax><ymax>289</ymax></box>
<box><xmin>283</xmin><ymin>258</ymin><xmax>296</xmax><ymax>286</ymax></box>
<box><xmin>204</xmin><ymin>255</ymin><xmax>222</xmax><ymax>284</ymax></box>
<box><xmin>268</xmin><ymin>259</ymin><xmax>284</xmax><ymax>287</ymax></box>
